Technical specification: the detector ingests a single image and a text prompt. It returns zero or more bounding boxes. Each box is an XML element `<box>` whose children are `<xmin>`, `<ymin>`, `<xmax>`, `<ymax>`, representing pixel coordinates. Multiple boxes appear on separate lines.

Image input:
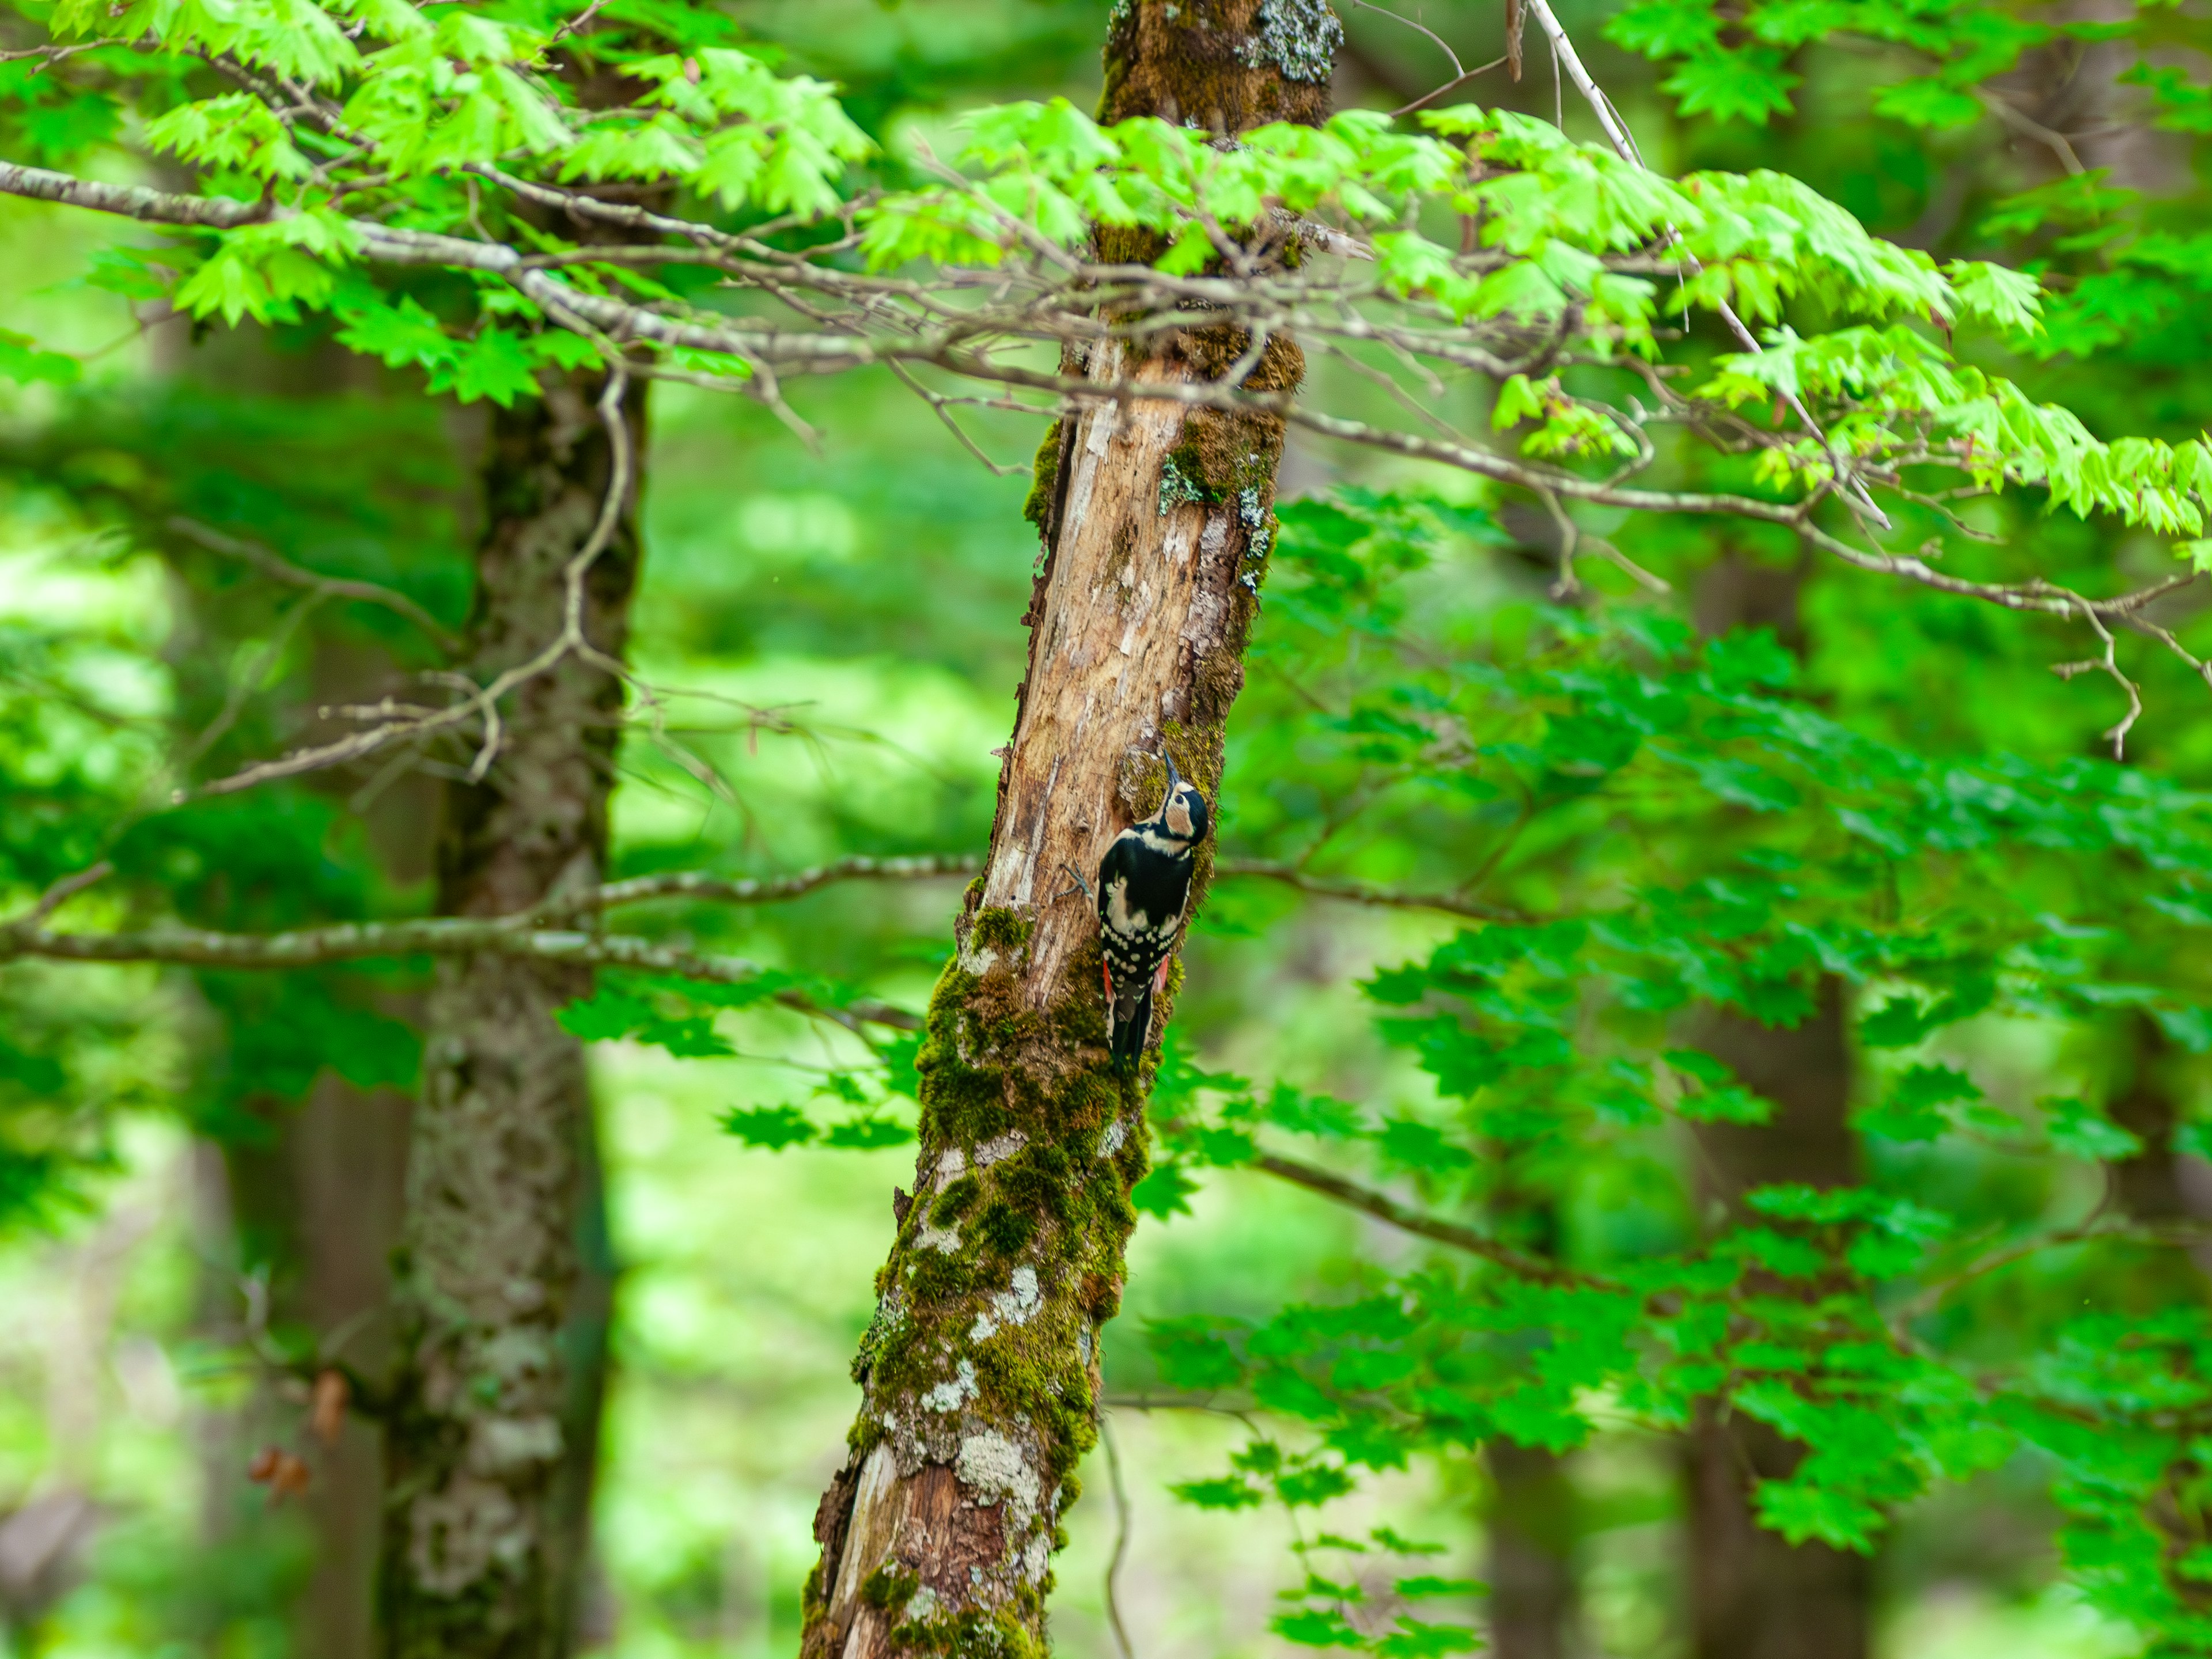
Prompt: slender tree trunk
<box><xmin>798</xmin><ymin>8</ymin><xmax>1338</xmax><ymax>1657</ymax></box>
<box><xmin>2107</xmin><ymin>1014</ymin><xmax>2198</xmax><ymax>1230</ymax></box>
<box><xmin>1685</xmin><ymin>560</ymin><xmax>1869</xmax><ymax>1659</ymax></box>
<box><xmin>222</xmin><ymin>1075</ymin><xmax>412</xmax><ymax>1659</ymax></box>
<box><xmin>1487</xmin><ymin>1439</ymin><xmax>1576</xmax><ymax>1659</ymax></box>
<box><xmin>1484</xmin><ymin>1166</ymin><xmax>1577</xmax><ymax>1659</ymax></box>
<box><xmin>1684</xmin><ymin>986</ymin><xmax>1869</xmax><ymax>1659</ymax></box>
<box><xmin>377</xmin><ymin>367</ymin><xmax>641</xmax><ymax>1659</ymax></box>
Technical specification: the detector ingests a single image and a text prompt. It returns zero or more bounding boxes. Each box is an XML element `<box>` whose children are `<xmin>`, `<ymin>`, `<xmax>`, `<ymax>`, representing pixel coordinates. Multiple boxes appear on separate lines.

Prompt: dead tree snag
<box><xmin>798</xmin><ymin>6</ymin><xmax>1338</xmax><ymax>1658</ymax></box>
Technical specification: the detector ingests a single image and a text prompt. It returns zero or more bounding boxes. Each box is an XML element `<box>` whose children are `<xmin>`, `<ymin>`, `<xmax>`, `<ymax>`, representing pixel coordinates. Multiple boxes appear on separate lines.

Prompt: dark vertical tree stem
<box><xmin>1486</xmin><ymin>1438</ymin><xmax>1577</xmax><ymax>1659</ymax></box>
<box><xmin>1686</xmin><ymin>976</ymin><xmax>1870</xmax><ymax>1659</ymax></box>
<box><xmin>798</xmin><ymin>7</ymin><xmax>1340</xmax><ymax>1658</ymax></box>
<box><xmin>377</xmin><ymin>366</ymin><xmax>644</xmax><ymax>1659</ymax></box>
<box><xmin>1685</xmin><ymin>562</ymin><xmax>1870</xmax><ymax>1659</ymax></box>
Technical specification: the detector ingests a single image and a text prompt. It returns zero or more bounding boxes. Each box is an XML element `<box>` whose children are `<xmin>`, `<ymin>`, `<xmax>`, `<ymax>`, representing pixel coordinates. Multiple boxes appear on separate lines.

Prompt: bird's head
<box><xmin>1149</xmin><ymin>753</ymin><xmax>1210</xmax><ymax>847</ymax></box>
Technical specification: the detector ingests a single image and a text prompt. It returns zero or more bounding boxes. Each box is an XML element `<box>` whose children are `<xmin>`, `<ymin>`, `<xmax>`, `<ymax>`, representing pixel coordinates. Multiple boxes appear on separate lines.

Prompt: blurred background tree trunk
<box><xmin>1685</xmin><ymin>558</ymin><xmax>1870</xmax><ymax>1659</ymax></box>
<box><xmin>376</xmin><ymin>366</ymin><xmax>639</xmax><ymax>1659</ymax></box>
<box><xmin>1484</xmin><ymin>1158</ymin><xmax>1578</xmax><ymax>1659</ymax></box>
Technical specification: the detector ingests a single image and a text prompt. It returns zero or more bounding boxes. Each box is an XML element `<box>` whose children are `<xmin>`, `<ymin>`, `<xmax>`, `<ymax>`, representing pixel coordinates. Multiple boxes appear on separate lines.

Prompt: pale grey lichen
<box><xmin>1244</xmin><ymin>0</ymin><xmax>1343</xmax><ymax>84</ymax></box>
<box><xmin>971</xmin><ymin>1266</ymin><xmax>1042</xmax><ymax>1341</ymax></box>
<box><xmin>472</xmin><ymin>1415</ymin><xmax>562</xmax><ymax>1472</ymax></box>
<box><xmin>993</xmin><ymin>1266</ymin><xmax>1042</xmax><ymax>1324</ymax></box>
<box><xmin>923</xmin><ymin>1359</ymin><xmax>979</xmax><ymax>1413</ymax></box>
<box><xmin>1159</xmin><ymin>456</ymin><xmax>1210</xmax><ymax>517</ymax></box>
<box><xmin>1021</xmin><ymin>1535</ymin><xmax>1052</xmax><ymax>1582</ymax></box>
<box><xmin>957</xmin><ymin>1431</ymin><xmax>1042</xmax><ymax>1527</ymax></box>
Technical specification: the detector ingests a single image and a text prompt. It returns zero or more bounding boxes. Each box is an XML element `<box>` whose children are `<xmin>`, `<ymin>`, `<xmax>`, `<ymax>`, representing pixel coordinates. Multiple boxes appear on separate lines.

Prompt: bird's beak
<box><xmin>1161</xmin><ymin>751</ymin><xmax>1182</xmax><ymax>796</ymax></box>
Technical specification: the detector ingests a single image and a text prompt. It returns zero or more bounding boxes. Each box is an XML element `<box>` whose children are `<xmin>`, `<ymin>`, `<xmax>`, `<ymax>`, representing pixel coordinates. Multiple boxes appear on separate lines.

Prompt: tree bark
<box><xmin>798</xmin><ymin>7</ymin><xmax>1338</xmax><ymax>1658</ymax></box>
<box><xmin>2106</xmin><ymin>1014</ymin><xmax>2199</xmax><ymax>1229</ymax></box>
<box><xmin>377</xmin><ymin>367</ymin><xmax>640</xmax><ymax>1659</ymax></box>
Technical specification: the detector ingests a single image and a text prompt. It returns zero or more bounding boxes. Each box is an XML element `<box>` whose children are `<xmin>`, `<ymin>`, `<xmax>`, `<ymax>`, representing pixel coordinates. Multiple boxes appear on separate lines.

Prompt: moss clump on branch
<box><xmin>1022</xmin><ymin>421</ymin><xmax>1065</xmax><ymax>535</ymax></box>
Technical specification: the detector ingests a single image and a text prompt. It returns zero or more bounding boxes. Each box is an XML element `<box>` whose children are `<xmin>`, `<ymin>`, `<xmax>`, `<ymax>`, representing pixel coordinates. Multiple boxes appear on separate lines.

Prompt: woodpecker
<box><xmin>1096</xmin><ymin>754</ymin><xmax>1211</xmax><ymax>1068</ymax></box>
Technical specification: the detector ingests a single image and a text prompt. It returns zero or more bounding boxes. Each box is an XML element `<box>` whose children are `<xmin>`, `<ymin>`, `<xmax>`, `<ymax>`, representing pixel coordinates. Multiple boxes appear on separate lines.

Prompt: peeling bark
<box><xmin>377</xmin><ymin>368</ymin><xmax>641</xmax><ymax>1659</ymax></box>
<box><xmin>798</xmin><ymin>7</ymin><xmax>1336</xmax><ymax>1657</ymax></box>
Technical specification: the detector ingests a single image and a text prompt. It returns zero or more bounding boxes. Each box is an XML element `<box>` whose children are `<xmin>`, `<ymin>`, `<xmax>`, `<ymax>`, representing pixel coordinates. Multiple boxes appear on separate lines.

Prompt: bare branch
<box><xmin>1214</xmin><ymin>857</ymin><xmax>1522</xmax><ymax>921</ymax></box>
<box><xmin>1234</xmin><ymin>1143</ymin><xmax>1588</xmax><ymax>1284</ymax></box>
<box><xmin>0</xmin><ymin>863</ymin><xmax>114</xmax><ymax>937</ymax></box>
<box><xmin>167</xmin><ymin>516</ymin><xmax>460</xmax><ymax>650</ymax></box>
<box><xmin>0</xmin><ymin>915</ymin><xmax>916</xmax><ymax>1031</ymax></box>
<box><xmin>0</xmin><ymin>160</ymin><xmax>269</xmax><ymax>226</ymax></box>
<box><xmin>571</xmin><ymin>853</ymin><xmax>984</xmax><ymax>917</ymax></box>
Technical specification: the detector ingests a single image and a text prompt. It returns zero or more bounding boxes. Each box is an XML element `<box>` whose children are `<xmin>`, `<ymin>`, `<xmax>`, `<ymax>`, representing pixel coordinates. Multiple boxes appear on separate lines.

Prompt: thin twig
<box><xmin>0</xmin><ymin>862</ymin><xmax>115</xmax><ymax>936</ymax></box>
<box><xmin>1978</xmin><ymin>89</ymin><xmax>2086</xmax><ymax>175</ymax></box>
<box><xmin>0</xmin><ymin>915</ymin><xmax>916</xmax><ymax>1031</ymax></box>
<box><xmin>1231</xmin><ymin>1143</ymin><xmax>1588</xmax><ymax>1284</ymax></box>
<box><xmin>1214</xmin><ymin>858</ymin><xmax>1522</xmax><ymax>920</ymax></box>
<box><xmin>165</xmin><ymin>518</ymin><xmax>459</xmax><ymax>647</ymax></box>
<box><xmin>1101</xmin><ymin>1412</ymin><xmax>1138</xmax><ymax>1659</ymax></box>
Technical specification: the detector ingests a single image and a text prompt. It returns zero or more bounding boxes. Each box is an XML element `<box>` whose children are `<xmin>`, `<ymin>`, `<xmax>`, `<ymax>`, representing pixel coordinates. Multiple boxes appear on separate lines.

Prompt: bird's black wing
<box><xmin>1096</xmin><ymin>833</ymin><xmax>1137</xmax><ymax>929</ymax></box>
<box><xmin>1159</xmin><ymin>853</ymin><xmax>1195</xmax><ymax>926</ymax></box>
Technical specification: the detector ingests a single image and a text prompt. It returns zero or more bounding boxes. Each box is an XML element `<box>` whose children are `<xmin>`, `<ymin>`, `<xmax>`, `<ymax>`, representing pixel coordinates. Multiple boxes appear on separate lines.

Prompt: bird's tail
<box><xmin>1108</xmin><ymin>983</ymin><xmax>1154</xmax><ymax>1070</ymax></box>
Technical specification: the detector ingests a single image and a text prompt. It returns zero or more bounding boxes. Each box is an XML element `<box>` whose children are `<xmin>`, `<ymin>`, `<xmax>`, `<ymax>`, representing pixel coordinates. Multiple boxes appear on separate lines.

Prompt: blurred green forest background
<box><xmin>2</xmin><ymin>0</ymin><xmax>2210</xmax><ymax>1657</ymax></box>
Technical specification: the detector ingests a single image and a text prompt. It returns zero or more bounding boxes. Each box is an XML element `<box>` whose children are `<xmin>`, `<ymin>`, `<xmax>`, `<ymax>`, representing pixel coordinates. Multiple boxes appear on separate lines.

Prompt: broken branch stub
<box><xmin>797</xmin><ymin>5</ymin><xmax>1335</xmax><ymax>1659</ymax></box>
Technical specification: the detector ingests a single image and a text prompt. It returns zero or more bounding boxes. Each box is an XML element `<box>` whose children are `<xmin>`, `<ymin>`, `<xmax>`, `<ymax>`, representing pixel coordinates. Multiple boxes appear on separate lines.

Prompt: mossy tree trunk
<box><xmin>377</xmin><ymin>366</ymin><xmax>640</xmax><ymax>1659</ymax></box>
<box><xmin>798</xmin><ymin>7</ymin><xmax>1339</xmax><ymax>1658</ymax></box>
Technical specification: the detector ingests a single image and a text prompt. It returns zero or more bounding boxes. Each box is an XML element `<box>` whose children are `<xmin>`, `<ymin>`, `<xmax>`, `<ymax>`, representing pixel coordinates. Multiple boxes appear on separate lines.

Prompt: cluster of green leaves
<box><xmin>6</xmin><ymin>0</ymin><xmax>2209</xmax><ymax>570</ymax></box>
<box><xmin>0</xmin><ymin>381</ymin><xmax>476</xmax><ymax>1213</ymax></box>
<box><xmin>1259</xmin><ymin>1527</ymin><xmax>1483</xmax><ymax>1659</ymax></box>
<box><xmin>1603</xmin><ymin>0</ymin><xmax>2212</xmax><ymax>370</ymax></box>
<box><xmin>1134</xmin><ymin>502</ymin><xmax>2212</xmax><ymax>1646</ymax></box>
<box><xmin>557</xmin><ymin>974</ymin><xmax>922</xmax><ymax>1147</ymax></box>
<box><xmin>863</xmin><ymin>95</ymin><xmax>2211</xmax><ymax>552</ymax></box>
<box><xmin>1</xmin><ymin>0</ymin><xmax>870</xmax><ymax>399</ymax></box>
<box><xmin>0</xmin><ymin>603</ymin><xmax>154</xmax><ymax>1224</ymax></box>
